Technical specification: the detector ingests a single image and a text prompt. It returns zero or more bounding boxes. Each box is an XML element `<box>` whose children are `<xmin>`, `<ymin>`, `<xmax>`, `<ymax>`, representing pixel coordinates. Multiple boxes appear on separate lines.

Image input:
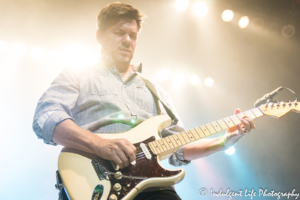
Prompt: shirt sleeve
<box><xmin>32</xmin><ymin>67</ymin><xmax>80</xmax><ymax>145</ymax></box>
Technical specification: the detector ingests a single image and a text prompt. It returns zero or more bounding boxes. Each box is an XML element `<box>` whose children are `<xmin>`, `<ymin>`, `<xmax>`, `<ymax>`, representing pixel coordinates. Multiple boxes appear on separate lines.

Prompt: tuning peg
<box><xmin>271</xmin><ymin>103</ymin><xmax>275</xmax><ymax>107</ymax></box>
<box><xmin>277</xmin><ymin>102</ymin><xmax>281</xmax><ymax>107</ymax></box>
<box><xmin>294</xmin><ymin>100</ymin><xmax>298</xmax><ymax>106</ymax></box>
<box><xmin>265</xmin><ymin>103</ymin><xmax>269</xmax><ymax>108</ymax></box>
<box><xmin>283</xmin><ymin>102</ymin><xmax>286</xmax><ymax>106</ymax></box>
<box><xmin>288</xmin><ymin>101</ymin><xmax>292</xmax><ymax>106</ymax></box>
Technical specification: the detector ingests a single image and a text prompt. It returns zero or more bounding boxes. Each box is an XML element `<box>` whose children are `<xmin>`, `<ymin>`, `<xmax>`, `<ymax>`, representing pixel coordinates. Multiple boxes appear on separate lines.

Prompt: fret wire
<box><xmin>217</xmin><ymin>120</ymin><xmax>229</xmax><ymax>129</ymax></box>
<box><xmin>181</xmin><ymin>132</ymin><xmax>191</xmax><ymax>143</ymax></box>
<box><xmin>193</xmin><ymin>128</ymin><xmax>202</xmax><ymax>139</ymax></box>
<box><xmin>160</xmin><ymin>138</ymin><xmax>170</xmax><ymax>150</ymax></box>
<box><xmin>230</xmin><ymin>115</ymin><xmax>241</xmax><ymax>125</ymax></box>
<box><xmin>153</xmin><ymin>141</ymin><xmax>163</xmax><ymax>153</ymax></box>
<box><xmin>205</xmin><ymin>123</ymin><xmax>216</xmax><ymax>134</ymax></box>
<box><xmin>195</xmin><ymin>127</ymin><xmax>205</xmax><ymax>138</ymax></box>
<box><xmin>162</xmin><ymin>138</ymin><xmax>171</xmax><ymax>149</ymax></box>
<box><xmin>186</xmin><ymin>130</ymin><xmax>196</xmax><ymax>141</ymax></box>
<box><xmin>249</xmin><ymin>109</ymin><xmax>257</xmax><ymax>118</ymax></box>
<box><xmin>176</xmin><ymin>134</ymin><xmax>186</xmax><ymax>145</ymax></box>
<box><xmin>244</xmin><ymin>110</ymin><xmax>256</xmax><ymax>119</ymax></box>
<box><xmin>156</xmin><ymin>140</ymin><xmax>165</xmax><ymax>152</ymax></box>
<box><xmin>200</xmin><ymin>125</ymin><xmax>211</xmax><ymax>136</ymax></box>
<box><xmin>223</xmin><ymin>117</ymin><xmax>235</xmax><ymax>127</ymax></box>
<box><xmin>211</xmin><ymin>121</ymin><xmax>223</xmax><ymax>132</ymax></box>
<box><xmin>169</xmin><ymin>136</ymin><xmax>179</xmax><ymax>147</ymax></box>
<box><xmin>190</xmin><ymin>129</ymin><xmax>200</xmax><ymax>140</ymax></box>
<box><xmin>165</xmin><ymin>137</ymin><xmax>174</xmax><ymax>149</ymax></box>
<box><xmin>148</xmin><ymin>142</ymin><xmax>157</xmax><ymax>154</ymax></box>
<box><xmin>172</xmin><ymin>135</ymin><xmax>183</xmax><ymax>146</ymax></box>
<box><xmin>157</xmin><ymin>140</ymin><xmax>166</xmax><ymax>152</ymax></box>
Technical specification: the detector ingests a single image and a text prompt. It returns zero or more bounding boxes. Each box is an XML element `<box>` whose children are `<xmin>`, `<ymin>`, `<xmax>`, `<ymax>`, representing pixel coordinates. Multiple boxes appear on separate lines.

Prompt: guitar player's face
<box><xmin>97</xmin><ymin>18</ymin><xmax>139</xmax><ymax>66</ymax></box>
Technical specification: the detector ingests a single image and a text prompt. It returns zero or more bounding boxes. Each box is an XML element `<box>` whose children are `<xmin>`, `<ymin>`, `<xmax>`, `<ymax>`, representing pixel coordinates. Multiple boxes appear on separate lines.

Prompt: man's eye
<box><xmin>115</xmin><ymin>32</ymin><xmax>123</xmax><ymax>36</ymax></box>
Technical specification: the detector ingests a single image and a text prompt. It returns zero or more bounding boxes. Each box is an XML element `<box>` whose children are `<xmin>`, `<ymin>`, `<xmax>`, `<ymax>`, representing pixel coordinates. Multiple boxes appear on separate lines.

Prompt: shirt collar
<box><xmin>100</xmin><ymin>54</ymin><xmax>142</xmax><ymax>74</ymax></box>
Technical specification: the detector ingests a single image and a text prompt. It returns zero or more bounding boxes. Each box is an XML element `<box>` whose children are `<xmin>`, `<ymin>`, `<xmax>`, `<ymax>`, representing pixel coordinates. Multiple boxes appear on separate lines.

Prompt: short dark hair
<box><xmin>97</xmin><ymin>2</ymin><xmax>144</xmax><ymax>33</ymax></box>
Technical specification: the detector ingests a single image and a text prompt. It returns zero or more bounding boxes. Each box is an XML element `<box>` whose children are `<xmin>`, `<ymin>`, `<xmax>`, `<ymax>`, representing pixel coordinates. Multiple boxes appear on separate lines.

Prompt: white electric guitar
<box><xmin>57</xmin><ymin>101</ymin><xmax>299</xmax><ymax>200</ymax></box>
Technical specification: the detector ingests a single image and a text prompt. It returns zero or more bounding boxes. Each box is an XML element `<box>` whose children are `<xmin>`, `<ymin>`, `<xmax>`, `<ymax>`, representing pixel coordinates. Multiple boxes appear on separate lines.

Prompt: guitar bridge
<box><xmin>92</xmin><ymin>159</ymin><xmax>109</xmax><ymax>180</ymax></box>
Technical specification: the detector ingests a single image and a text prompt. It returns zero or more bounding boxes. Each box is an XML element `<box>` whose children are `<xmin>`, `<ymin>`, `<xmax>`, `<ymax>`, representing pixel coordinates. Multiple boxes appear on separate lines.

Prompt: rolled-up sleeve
<box><xmin>32</xmin><ymin>68</ymin><xmax>80</xmax><ymax>145</ymax></box>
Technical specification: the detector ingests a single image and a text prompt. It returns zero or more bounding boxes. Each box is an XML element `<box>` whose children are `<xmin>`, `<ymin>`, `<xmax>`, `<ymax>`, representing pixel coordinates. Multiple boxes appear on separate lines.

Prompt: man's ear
<box><xmin>96</xmin><ymin>29</ymin><xmax>102</xmax><ymax>45</ymax></box>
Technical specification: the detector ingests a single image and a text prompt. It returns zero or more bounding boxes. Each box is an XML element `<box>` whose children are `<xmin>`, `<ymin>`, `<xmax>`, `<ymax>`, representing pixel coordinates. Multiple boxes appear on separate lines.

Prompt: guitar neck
<box><xmin>148</xmin><ymin>107</ymin><xmax>265</xmax><ymax>156</ymax></box>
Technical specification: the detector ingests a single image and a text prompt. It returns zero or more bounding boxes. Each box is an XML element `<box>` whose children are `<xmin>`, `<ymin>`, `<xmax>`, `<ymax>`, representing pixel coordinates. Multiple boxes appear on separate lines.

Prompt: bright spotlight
<box><xmin>193</xmin><ymin>2</ymin><xmax>208</xmax><ymax>17</ymax></box>
<box><xmin>204</xmin><ymin>77</ymin><xmax>214</xmax><ymax>87</ymax></box>
<box><xmin>159</xmin><ymin>69</ymin><xmax>170</xmax><ymax>80</ymax></box>
<box><xmin>225</xmin><ymin>146</ymin><xmax>235</xmax><ymax>155</ymax></box>
<box><xmin>30</xmin><ymin>47</ymin><xmax>44</xmax><ymax>60</ymax></box>
<box><xmin>0</xmin><ymin>41</ymin><xmax>7</xmax><ymax>53</ymax></box>
<box><xmin>239</xmin><ymin>16</ymin><xmax>249</xmax><ymax>29</ymax></box>
<box><xmin>172</xmin><ymin>73</ymin><xmax>185</xmax><ymax>86</ymax></box>
<box><xmin>174</xmin><ymin>0</ymin><xmax>189</xmax><ymax>12</ymax></box>
<box><xmin>281</xmin><ymin>25</ymin><xmax>295</xmax><ymax>38</ymax></box>
<box><xmin>60</xmin><ymin>44</ymin><xmax>93</xmax><ymax>69</ymax></box>
<box><xmin>11</xmin><ymin>42</ymin><xmax>26</xmax><ymax>56</ymax></box>
<box><xmin>222</xmin><ymin>10</ymin><xmax>234</xmax><ymax>22</ymax></box>
<box><xmin>189</xmin><ymin>74</ymin><xmax>200</xmax><ymax>85</ymax></box>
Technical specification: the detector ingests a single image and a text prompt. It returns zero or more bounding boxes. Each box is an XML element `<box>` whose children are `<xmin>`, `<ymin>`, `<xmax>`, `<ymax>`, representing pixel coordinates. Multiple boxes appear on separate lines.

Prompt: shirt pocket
<box><xmin>135</xmin><ymin>85</ymin><xmax>157</xmax><ymax>114</ymax></box>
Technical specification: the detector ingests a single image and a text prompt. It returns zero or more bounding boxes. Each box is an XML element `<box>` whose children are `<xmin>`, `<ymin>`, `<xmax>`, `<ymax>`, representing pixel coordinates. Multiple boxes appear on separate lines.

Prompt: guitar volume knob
<box><xmin>109</xmin><ymin>194</ymin><xmax>118</xmax><ymax>200</ymax></box>
<box><xmin>113</xmin><ymin>183</ymin><xmax>122</xmax><ymax>191</ymax></box>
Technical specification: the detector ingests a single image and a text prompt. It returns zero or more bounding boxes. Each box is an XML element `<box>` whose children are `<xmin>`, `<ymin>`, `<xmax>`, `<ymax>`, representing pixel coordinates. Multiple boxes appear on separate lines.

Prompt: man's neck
<box><xmin>114</xmin><ymin>61</ymin><xmax>134</xmax><ymax>82</ymax></box>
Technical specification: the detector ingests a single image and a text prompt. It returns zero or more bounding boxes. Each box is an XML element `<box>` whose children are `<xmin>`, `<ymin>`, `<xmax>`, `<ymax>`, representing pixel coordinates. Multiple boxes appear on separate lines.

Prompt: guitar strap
<box><xmin>137</xmin><ymin>71</ymin><xmax>178</xmax><ymax>125</ymax></box>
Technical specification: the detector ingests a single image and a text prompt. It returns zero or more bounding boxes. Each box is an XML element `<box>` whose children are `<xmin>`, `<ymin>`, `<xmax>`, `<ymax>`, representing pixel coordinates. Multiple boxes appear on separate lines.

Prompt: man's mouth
<box><xmin>119</xmin><ymin>48</ymin><xmax>131</xmax><ymax>54</ymax></box>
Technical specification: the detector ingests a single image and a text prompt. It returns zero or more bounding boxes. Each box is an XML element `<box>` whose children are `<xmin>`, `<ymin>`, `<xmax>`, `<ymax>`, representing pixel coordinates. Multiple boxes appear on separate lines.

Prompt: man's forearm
<box><xmin>183</xmin><ymin>137</ymin><xmax>225</xmax><ymax>160</ymax></box>
<box><xmin>53</xmin><ymin>119</ymin><xmax>101</xmax><ymax>154</ymax></box>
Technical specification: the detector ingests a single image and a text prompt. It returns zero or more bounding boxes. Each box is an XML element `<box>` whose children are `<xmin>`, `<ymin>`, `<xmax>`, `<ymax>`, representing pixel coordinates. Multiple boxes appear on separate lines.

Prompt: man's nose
<box><xmin>122</xmin><ymin>34</ymin><xmax>131</xmax><ymax>47</ymax></box>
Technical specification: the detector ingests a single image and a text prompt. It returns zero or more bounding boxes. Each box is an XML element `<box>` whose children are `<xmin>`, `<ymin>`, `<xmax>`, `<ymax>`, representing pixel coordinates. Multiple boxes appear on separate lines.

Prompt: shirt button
<box><xmin>113</xmin><ymin>69</ymin><xmax>117</xmax><ymax>72</ymax></box>
<box><xmin>126</xmin><ymin>100</ymin><xmax>130</xmax><ymax>103</ymax></box>
<box><xmin>144</xmin><ymin>89</ymin><xmax>147</xmax><ymax>92</ymax></box>
<box><xmin>123</xmin><ymin>85</ymin><xmax>126</xmax><ymax>88</ymax></box>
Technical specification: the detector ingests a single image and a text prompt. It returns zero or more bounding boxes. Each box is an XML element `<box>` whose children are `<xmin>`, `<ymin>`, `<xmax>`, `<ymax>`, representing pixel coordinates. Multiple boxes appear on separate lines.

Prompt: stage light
<box><xmin>281</xmin><ymin>25</ymin><xmax>295</xmax><ymax>38</ymax></box>
<box><xmin>193</xmin><ymin>2</ymin><xmax>208</xmax><ymax>17</ymax></box>
<box><xmin>60</xmin><ymin>44</ymin><xmax>92</xmax><ymax>68</ymax></box>
<box><xmin>0</xmin><ymin>41</ymin><xmax>7</xmax><ymax>53</ymax></box>
<box><xmin>222</xmin><ymin>10</ymin><xmax>234</xmax><ymax>22</ymax></box>
<box><xmin>174</xmin><ymin>0</ymin><xmax>189</xmax><ymax>12</ymax></box>
<box><xmin>30</xmin><ymin>47</ymin><xmax>44</xmax><ymax>60</ymax></box>
<box><xmin>225</xmin><ymin>146</ymin><xmax>235</xmax><ymax>155</ymax></box>
<box><xmin>11</xmin><ymin>42</ymin><xmax>26</xmax><ymax>56</ymax></box>
<box><xmin>204</xmin><ymin>77</ymin><xmax>214</xmax><ymax>87</ymax></box>
<box><xmin>189</xmin><ymin>74</ymin><xmax>200</xmax><ymax>85</ymax></box>
<box><xmin>172</xmin><ymin>73</ymin><xmax>185</xmax><ymax>86</ymax></box>
<box><xmin>87</xmin><ymin>53</ymin><xmax>100</xmax><ymax>65</ymax></box>
<box><xmin>159</xmin><ymin>69</ymin><xmax>170</xmax><ymax>80</ymax></box>
<box><xmin>239</xmin><ymin>16</ymin><xmax>249</xmax><ymax>29</ymax></box>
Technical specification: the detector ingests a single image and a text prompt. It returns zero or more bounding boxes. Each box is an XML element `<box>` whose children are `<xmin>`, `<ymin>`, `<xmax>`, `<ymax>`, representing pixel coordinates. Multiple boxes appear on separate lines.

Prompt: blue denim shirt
<box><xmin>32</xmin><ymin>61</ymin><xmax>190</xmax><ymax>170</ymax></box>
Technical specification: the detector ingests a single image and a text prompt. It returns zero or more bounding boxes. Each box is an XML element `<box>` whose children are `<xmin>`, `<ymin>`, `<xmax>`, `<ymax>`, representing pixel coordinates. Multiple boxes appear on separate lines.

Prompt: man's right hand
<box><xmin>92</xmin><ymin>136</ymin><xmax>137</xmax><ymax>169</ymax></box>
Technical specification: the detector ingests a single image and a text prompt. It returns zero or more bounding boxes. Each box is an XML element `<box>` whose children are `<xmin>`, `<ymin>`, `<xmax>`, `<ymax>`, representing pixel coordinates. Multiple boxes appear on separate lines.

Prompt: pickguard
<box><xmin>92</xmin><ymin>136</ymin><xmax>182</xmax><ymax>200</ymax></box>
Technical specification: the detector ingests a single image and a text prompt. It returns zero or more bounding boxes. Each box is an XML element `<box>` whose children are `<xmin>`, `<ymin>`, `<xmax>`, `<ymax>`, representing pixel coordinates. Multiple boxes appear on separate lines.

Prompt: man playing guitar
<box><xmin>33</xmin><ymin>3</ymin><xmax>256</xmax><ymax>200</ymax></box>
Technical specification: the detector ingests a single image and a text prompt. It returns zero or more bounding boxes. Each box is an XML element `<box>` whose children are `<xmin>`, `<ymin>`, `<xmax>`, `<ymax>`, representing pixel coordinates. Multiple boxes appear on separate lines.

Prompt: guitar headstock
<box><xmin>259</xmin><ymin>101</ymin><xmax>300</xmax><ymax>119</ymax></box>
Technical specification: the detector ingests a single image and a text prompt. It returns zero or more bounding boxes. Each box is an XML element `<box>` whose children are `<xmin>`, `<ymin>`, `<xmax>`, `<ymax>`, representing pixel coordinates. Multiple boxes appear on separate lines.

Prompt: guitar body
<box><xmin>58</xmin><ymin>115</ymin><xmax>185</xmax><ymax>200</ymax></box>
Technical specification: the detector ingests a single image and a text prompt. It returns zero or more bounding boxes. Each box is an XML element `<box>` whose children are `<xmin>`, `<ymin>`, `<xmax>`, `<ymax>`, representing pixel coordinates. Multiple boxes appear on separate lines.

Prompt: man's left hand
<box><xmin>222</xmin><ymin>108</ymin><xmax>256</xmax><ymax>149</ymax></box>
